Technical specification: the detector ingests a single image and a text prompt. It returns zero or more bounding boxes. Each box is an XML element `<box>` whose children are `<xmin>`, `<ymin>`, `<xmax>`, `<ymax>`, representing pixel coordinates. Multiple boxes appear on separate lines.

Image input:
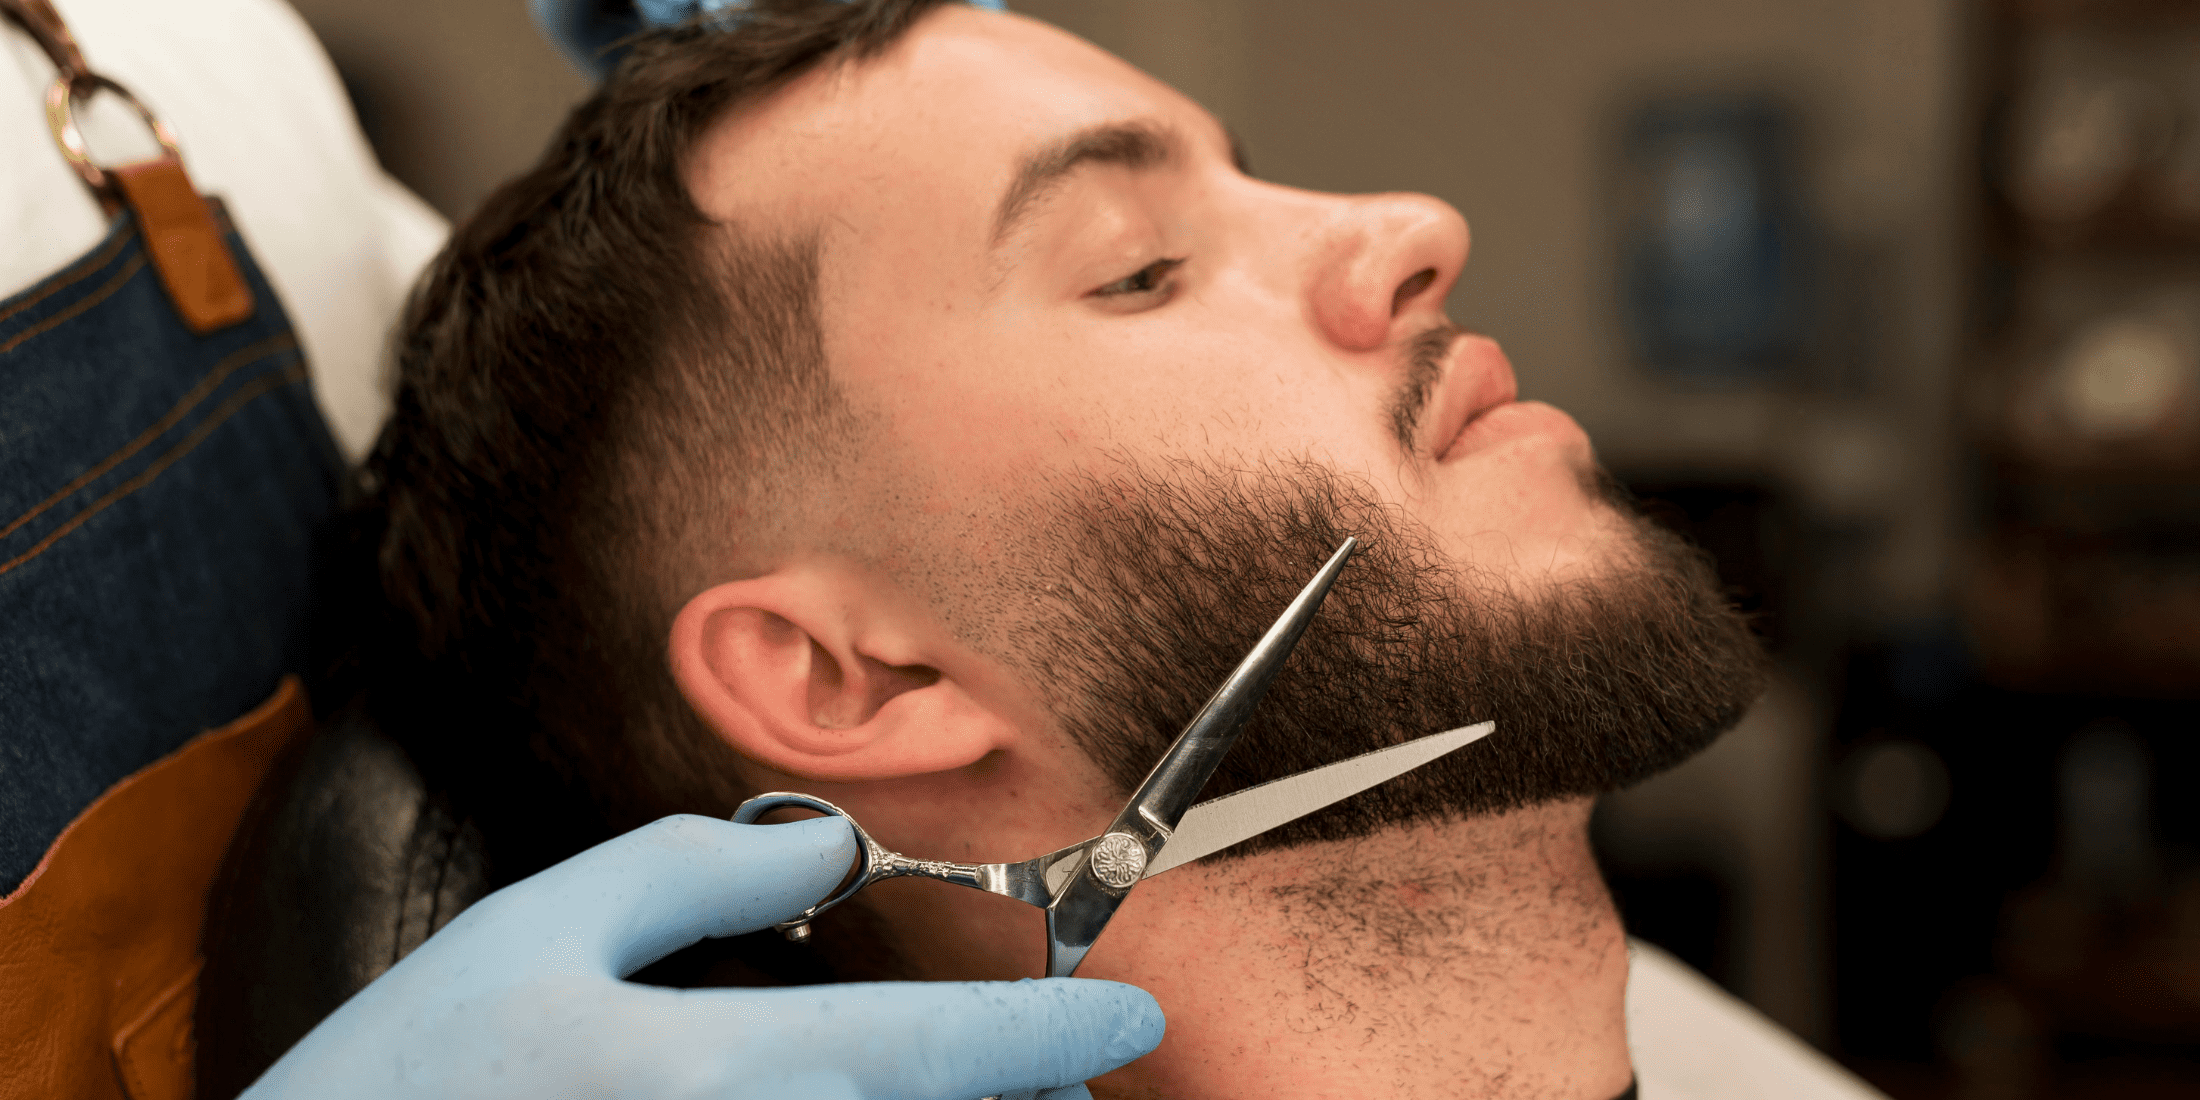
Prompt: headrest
<box><xmin>192</xmin><ymin>695</ymin><xmax>842</xmax><ymax>1097</ymax></box>
<box><xmin>194</xmin><ymin>697</ymin><xmax>492</xmax><ymax>1098</ymax></box>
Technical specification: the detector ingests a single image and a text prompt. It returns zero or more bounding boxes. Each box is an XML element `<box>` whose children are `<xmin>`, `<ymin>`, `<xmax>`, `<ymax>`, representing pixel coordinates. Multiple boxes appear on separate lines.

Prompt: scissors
<box><xmin>731</xmin><ymin>536</ymin><xmax>1497</xmax><ymax>978</ymax></box>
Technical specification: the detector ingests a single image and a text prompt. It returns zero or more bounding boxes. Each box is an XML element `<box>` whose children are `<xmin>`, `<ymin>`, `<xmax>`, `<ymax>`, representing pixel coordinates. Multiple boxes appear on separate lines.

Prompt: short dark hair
<box><xmin>347</xmin><ymin>0</ymin><xmax>951</xmax><ymax>871</ymax></box>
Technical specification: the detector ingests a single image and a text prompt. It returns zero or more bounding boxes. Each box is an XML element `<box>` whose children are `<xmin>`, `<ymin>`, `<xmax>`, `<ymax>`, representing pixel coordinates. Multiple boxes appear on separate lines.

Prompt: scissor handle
<box><xmin>730</xmin><ymin>792</ymin><xmax>879</xmax><ymax>942</ymax></box>
<box><xmin>732</xmin><ymin>791</ymin><xmax>996</xmax><ymax>941</ymax></box>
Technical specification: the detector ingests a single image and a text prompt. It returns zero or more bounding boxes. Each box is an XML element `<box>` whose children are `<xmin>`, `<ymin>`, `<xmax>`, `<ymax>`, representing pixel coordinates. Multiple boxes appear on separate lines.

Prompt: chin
<box><xmin>1429</xmin><ymin>467</ymin><xmax>1630</xmax><ymax>591</ymax></box>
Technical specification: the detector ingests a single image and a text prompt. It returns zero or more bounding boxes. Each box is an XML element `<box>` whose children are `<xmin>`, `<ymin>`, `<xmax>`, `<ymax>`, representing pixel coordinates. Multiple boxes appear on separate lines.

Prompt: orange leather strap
<box><xmin>111</xmin><ymin>158</ymin><xmax>255</xmax><ymax>333</ymax></box>
<box><xmin>0</xmin><ymin>679</ymin><xmax>310</xmax><ymax>1100</ymax></box>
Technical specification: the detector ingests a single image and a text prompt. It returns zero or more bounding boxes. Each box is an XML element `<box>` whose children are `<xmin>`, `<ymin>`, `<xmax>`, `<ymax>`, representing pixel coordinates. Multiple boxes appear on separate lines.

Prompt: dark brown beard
<box><xmin>989</xmin><ymin>457</ymin><xmax>1771</xmax><ymax>860</ymax></box>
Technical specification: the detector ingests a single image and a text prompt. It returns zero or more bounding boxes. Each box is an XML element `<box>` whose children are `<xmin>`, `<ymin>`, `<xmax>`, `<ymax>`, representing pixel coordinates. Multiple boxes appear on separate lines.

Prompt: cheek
<box><xmin>829</xmin><ymin>299</ymin><xmax>1081</xmax><ymax>477</ymax></box>
<box><xmin>1071</xmin><ymin>320</ymin><xmax>1398</xmax><ymax>472</ymax></box>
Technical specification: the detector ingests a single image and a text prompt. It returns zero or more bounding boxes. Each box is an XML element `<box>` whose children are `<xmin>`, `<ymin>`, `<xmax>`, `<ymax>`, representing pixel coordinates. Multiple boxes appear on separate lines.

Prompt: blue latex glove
<box><xmin>532</xmin><ymin>0</ymin><xmax>1006</xmax><ymax>80</ymax></box>
<box><xmin>242</xmin><ymin>814</ymin><xmax>1163</xmax><ymax>1100</ymax></box>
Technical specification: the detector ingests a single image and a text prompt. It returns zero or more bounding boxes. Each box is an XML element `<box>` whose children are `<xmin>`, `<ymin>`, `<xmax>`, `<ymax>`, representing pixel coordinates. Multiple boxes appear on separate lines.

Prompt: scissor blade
<box><xmin>1115</xmin><ymin>537</ymin><xmax>1359</xmax><ymax>840</ymax></box>
<box><xmin>1044</xmin><ymin>536</ymin><xmax>1357</xmax><ymax>978</ymax></box>
<box><xmin>1145</xmin><ymin>721</ymin><xmax>1496</xmax><ymax>878</ymax></box>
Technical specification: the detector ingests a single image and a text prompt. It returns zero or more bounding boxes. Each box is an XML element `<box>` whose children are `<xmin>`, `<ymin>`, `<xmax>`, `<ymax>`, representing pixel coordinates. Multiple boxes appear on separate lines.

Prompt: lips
<box><xmin>1425</xmin><ymin>333</ymin><xmax>1520</xmax><ymax>463</ymax></box>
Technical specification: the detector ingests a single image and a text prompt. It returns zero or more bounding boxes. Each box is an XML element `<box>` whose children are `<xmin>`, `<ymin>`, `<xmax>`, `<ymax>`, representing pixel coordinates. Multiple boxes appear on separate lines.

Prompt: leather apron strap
<box><xmin>0</xmin><ymin>0</ymin><xmax>87</xmax><ymax>77</ymax></box>
<box><xmin>0</xmin><ymin>0</ymin><xmax>252</xmax><ymax>333</ymax></box>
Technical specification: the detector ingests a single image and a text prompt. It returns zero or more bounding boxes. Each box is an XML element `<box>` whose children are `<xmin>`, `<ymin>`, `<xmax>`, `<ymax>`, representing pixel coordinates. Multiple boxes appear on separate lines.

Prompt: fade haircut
<box><xmin>349</xmin><ymin>0</ymin><xmax>952</xmax><ymax>869</ymax></box>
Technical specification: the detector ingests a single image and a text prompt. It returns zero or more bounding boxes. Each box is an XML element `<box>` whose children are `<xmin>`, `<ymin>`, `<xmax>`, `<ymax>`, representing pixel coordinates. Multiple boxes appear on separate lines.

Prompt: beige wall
<box><xmin>285</xmin><ymin>0</ymin><xmax>587</xmax><ymax>221</ymax></box>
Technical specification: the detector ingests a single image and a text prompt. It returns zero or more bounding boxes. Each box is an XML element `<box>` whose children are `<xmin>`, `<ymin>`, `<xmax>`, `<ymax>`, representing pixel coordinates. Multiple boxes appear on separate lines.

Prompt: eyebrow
<box><xmin>990</xmin><ymin>120</ymin><xmax>1180</xmax><ymax>247</ymax></box>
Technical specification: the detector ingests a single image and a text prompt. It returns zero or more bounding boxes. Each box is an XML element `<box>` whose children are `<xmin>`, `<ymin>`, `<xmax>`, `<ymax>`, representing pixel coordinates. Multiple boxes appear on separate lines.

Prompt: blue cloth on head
<box><xmin>534</xmin><ymin>0</ymin><xmax>1005</xmax><ymax>82</ymax></box>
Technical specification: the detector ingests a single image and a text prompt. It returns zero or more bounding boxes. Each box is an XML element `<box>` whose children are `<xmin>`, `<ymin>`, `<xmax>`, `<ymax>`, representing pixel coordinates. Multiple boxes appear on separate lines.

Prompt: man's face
<box><xmin>681</xmin><ymin>6</ymin><xmax>1763</xmax><ymax>868</ymax></box>
<box><xmin>691</xmin><ymin>8</ymin><xmax>1617</xmax><ymax>589</ymax></box>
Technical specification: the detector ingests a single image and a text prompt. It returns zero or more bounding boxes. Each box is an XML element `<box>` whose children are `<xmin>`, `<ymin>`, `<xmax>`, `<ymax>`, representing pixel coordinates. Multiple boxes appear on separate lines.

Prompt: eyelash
<box><xmin>1091</xmin><ymin>257</ymin><xmax>1185</xmax><ymax>301</ymax></box>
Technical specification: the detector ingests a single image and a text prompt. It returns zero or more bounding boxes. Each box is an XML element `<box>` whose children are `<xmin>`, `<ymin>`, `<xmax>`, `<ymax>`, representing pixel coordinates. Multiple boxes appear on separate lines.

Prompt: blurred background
<box><xmin>282</xmin><ymin>0</ymin><xmax>2200</xmax><ymax>1095</ymax></box>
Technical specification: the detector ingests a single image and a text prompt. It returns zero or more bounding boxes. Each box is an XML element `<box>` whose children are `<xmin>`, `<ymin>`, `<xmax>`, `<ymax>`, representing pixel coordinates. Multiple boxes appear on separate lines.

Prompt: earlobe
<box><xmin>668</xmin><ymin>576</ymin><xmax>1009</xmax><ymax>783</ymax></box>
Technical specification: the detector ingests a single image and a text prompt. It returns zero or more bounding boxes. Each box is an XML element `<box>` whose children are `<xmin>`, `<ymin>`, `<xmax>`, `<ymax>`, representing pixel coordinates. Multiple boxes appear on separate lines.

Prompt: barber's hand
<box><xmin>530</xmin><ymin>0</ymin><xmax>1005</xmax><ymax>81</ymax></box>
<box><xmin>242</xmin><ymin>814</ymin><xmax>1163</xmax><ymax>1100</ymax></box>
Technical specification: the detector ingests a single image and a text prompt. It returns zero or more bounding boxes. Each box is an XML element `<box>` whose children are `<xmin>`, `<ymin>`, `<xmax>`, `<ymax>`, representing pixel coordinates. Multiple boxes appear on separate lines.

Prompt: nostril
<box><xmin>1392</xmin><ymin>268</ymin><xmax>1437</xmax><ymax>316</ymax></box>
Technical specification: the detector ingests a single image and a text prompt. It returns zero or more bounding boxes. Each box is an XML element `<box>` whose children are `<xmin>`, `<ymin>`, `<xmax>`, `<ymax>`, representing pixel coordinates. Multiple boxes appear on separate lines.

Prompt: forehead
<box><xmin>686</xmin><ymin>7</ymin><xmax>1206</xmax><ymax>249</ymax></box>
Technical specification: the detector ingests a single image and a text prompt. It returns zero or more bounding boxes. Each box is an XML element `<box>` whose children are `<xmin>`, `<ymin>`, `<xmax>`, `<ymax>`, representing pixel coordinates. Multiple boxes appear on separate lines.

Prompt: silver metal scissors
<box><xmin>731</xmin><ymin>536</ymin><xmax>1497</xmax><ymax>978</ymax></box>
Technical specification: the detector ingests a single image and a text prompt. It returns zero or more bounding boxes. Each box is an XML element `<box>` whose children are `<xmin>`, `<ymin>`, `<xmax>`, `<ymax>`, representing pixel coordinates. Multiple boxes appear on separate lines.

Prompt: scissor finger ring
<box><xmin>731</xmin><ymin>791</ymin><xmax>988</xmax><ymax>942</ymax></box>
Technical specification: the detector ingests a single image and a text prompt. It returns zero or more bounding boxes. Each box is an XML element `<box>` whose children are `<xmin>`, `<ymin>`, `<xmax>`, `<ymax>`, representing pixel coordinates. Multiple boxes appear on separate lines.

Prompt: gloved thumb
<box><xmin>478</xmin><ymin>813</ymin><xmax>858</xmax><ymax>978</ymax></box>
<box><xmin>633</xmin><ymin>975</ymin><xmax>1164</xmax><ymax>1099</ymax></box>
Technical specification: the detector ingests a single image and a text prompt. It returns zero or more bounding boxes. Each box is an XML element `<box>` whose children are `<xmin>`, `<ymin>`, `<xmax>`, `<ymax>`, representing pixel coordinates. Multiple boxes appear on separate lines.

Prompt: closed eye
<box><xmin>1091</xmin><ymin>257</ymin><xmax>1185</xmax><ymax>300</ymax></box>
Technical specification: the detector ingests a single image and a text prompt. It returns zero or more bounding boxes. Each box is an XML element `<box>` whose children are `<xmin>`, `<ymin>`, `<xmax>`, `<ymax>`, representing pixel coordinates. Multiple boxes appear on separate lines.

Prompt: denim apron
<box><xmin>0</xmin><ymin>0</ymin><xmax>343</xmax><ymax>895</ymax></box>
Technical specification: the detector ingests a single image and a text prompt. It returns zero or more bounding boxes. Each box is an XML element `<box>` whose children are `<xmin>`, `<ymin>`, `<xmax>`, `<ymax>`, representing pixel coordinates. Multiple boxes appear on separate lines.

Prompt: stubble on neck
<box><xmin>1084</xmin><ymin>797</ymin><xmax>1634</xmax><ymax>1100</ymax></box>
<box><xmin>1082</xmin><ymin>796</ymin><xmax>1636</xmax><ymax>1100</ymax></box>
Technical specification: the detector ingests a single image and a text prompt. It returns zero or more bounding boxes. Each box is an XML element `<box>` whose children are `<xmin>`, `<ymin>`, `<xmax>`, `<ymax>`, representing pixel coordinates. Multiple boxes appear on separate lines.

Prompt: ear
<box><xmin>667</xmin><ymin>569</ymin><xmax>1015</xmax><ymax>782</ymax></box>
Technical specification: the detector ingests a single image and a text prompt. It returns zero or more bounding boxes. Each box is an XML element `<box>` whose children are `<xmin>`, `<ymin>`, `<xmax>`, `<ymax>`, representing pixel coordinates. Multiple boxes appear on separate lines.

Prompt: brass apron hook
<box><xmin>4</xmin><ymin>0</ymin><xmax>185</xmax><ymax>214</ymax></box>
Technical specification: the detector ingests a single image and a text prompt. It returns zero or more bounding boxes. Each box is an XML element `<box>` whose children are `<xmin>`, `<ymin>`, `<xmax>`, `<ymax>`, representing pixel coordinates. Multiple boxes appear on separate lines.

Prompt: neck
<box><xmin>1081</xmin><ymin>798</ymin><xmax>1632</xmax><ymax>1100</ymax></box>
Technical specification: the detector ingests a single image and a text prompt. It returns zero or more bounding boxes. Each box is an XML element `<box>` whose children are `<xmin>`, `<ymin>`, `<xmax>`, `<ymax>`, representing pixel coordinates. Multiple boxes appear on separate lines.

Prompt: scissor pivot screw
<box><xmin>1089</xmin><ymin>832</ymin><xmax>1147</xmax><ymax>888</ymax></box>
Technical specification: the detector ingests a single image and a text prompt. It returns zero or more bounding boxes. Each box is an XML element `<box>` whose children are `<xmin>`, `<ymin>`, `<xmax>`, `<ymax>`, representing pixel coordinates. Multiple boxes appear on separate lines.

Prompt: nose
<box><xmin>1306</xmin><ymin>193</ymin><xmax>1470</xmax><ymax>352</ymax></box>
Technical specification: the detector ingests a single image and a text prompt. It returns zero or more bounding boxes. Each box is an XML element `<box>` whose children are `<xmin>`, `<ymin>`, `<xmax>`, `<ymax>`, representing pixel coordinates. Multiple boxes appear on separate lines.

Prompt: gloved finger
<box><xmin>528</xmin><ymin>0</ymin><xmax>643</xmax><ymax>80</ymax></box>
<box><xmin>491</xmin><ymin>813</ymin><xmax>858</xmax><ymax>976</ymax></box>
<box><xmin>637</xmin><ymin>0</ymin><xmax>1009</xmax><ymax>29</ymax></box>
<box><xmin>649</xmin><ymin>977</ymin><xmax>1162</xmax><ymax>1100</ymax></box>
<box><xmin>1000</xmin><ymin>1087</ymin><xmax>1093</xmax><ymax>1100</ymax></box>
<box><xmin>724</xmin><ymin>1070</ymin><xmax>862</xmax><ymax>1100</ymax></box>
<box><xmin>634</xmin><ymin>0</ymin><xmax>706</xmax><ymax>26</ymax></box>
<box><xmin>548</xmin><ymin>0</ymin><xmax>1015</xmax><ymax>84</ymax></box>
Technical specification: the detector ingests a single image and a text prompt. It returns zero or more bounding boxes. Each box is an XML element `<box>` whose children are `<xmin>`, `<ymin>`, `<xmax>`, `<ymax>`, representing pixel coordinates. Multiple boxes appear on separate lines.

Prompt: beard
<box><xmin>986</xmin><ymin>456</ymin><xmax>1770</xmax><ymax>860</ymax></box>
